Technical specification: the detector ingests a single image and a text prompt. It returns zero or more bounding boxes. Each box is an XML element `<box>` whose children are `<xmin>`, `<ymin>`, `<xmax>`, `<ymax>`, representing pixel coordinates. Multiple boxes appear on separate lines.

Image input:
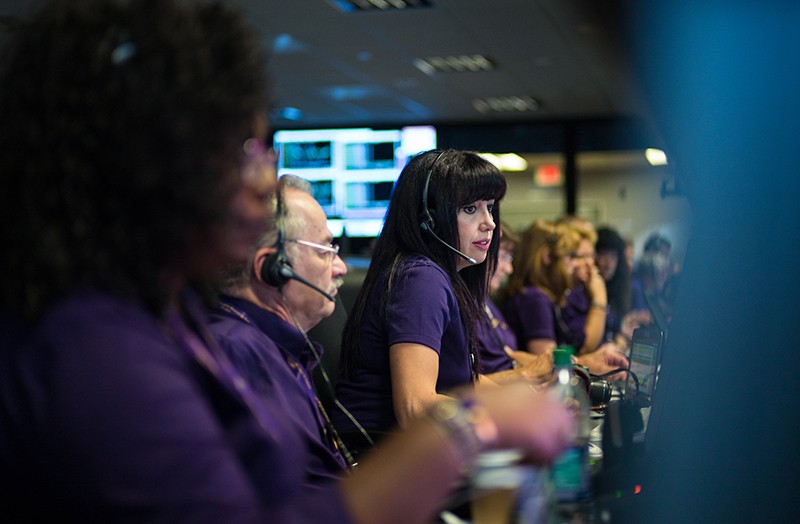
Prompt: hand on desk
<box><xmin>576</xmin><ymin>343</ymin><xmax>629</xmax><ymax>381</ymax></box>
<box><xmin>504</xmin><ymin>347</ymin><xmax>553</xmax><ymax>386</ymax></box>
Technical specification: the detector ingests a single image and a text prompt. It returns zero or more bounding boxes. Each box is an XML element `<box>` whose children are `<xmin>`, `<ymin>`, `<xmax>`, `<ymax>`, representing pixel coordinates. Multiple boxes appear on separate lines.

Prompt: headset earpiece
<box><xmin>260</xmin><ymin>250</ymin><xmax>292</xmax><ymax>287</ymax></box>
<box><xmin>420</xmin><ymin>151</ymin><xmax>445</xmax><ymax>234</ymax></box>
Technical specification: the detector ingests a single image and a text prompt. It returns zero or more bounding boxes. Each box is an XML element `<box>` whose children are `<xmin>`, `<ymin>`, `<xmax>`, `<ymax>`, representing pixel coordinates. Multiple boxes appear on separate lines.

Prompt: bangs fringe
<box><xmin>455</xmin><ymin>166</ymin><xmax>507</xmax><ymax>206</ymax></box>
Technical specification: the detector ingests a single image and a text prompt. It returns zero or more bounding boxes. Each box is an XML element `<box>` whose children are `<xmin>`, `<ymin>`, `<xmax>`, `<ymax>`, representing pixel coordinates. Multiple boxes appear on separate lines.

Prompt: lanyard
<box><xmin>215</xmin><ymin>300</ymin><xmax>356</xmax><ymax>469</ymax></box>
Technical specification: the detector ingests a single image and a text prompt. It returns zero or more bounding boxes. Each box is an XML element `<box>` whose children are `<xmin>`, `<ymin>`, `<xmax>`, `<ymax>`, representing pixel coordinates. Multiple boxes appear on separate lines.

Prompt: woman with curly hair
<box><xmin>557</xmin><ymin>216</ymin><xmax>608</xmax><ymax>354</ymax></box>
<box><xmin>0</xmin><ymin>1</ymin><xmax>572</xmax><ymax>522</ymax></box>
<box><xmin>498</xmin><ymin>220</ymin><xmax>627</xmax><ymax>376</ymax></box>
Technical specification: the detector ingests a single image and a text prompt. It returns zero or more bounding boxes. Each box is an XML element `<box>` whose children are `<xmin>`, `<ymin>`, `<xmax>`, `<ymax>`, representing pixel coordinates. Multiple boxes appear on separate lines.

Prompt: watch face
<box><xmin>432</xmin><ymin>398</ymin><xmax>460</xmax><ymax>420</ymax></box>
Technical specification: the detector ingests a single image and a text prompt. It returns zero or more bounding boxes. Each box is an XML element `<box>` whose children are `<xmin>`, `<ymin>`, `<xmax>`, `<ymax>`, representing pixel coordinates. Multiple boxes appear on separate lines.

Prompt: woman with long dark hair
<box><xmin>596</xmin><ymin>227</ymin><xmax>632</xmax><ymax>338</ymax></box>
<box><xmin>334</xmin><ymin>149</ymin><xmax>507</xmax><ymax>451</ymax></box>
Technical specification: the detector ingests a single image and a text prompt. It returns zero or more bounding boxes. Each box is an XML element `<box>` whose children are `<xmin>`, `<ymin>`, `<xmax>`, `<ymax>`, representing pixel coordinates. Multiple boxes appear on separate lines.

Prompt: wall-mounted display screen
<box><xmin>273</xmin><ymin>126</ymin><xmax>436</xmax><ymax>237</ymax></box>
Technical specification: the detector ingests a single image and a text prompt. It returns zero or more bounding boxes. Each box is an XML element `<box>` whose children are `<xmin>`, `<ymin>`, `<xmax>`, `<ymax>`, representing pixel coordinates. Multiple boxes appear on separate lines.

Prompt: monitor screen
<box><xmin>345</xmin><ymin>181</ymin><xmax>395</xmax><ymax>209</ymax></box>
<box><xmin>282</xmin><ymin>141</ymin><xmax>332</xmax><ymax>169</ymax></box>
<box><xmin>625</xmin><ymin>325</ymin><xmax>664</xmax><ymax>402</ymax></box>
<box><xmin>273</xmin><ymin>126</ymin><xmax>437</xmax><ymax>238</ymax></box>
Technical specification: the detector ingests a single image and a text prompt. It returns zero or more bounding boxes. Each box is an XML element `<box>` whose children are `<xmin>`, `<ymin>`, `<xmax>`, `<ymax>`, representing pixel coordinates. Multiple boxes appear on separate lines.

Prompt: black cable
<box><xmin>592</xmin><ymin>367</ymin><xmax>628</xmax><ymax>380</ymax></box>
<box><xmin>282</xmin><ymin>295</ymin><xmax>375</xmax><ymax>465</ymax></box>
<box><xmin>592</xmin><ymin>367</ymin><xmax>640</xmax><ymax>398</ymax></box>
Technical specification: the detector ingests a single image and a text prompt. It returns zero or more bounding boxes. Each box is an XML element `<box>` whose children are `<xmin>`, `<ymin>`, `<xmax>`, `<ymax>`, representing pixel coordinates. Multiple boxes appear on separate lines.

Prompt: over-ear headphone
<box><xmin>260</xmin><ymin>186</ymin><xmax>293</xmax><ymax>287</ymax></box>
<box><xmin>419</xmin><ymin>151</ymin><xmax>445</xmax><ymax>234</ymax></box>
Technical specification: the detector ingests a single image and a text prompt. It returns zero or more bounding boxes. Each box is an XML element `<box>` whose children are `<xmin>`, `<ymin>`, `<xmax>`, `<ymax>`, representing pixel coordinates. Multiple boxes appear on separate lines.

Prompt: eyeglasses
<box><xmin>289</xmin><ymin>239</ymin><xmax>340</xmax><ymax>261</ymax></box>
<box><xmin>240</xmin><ymin>137</ymin><xmax>277</xmax><ymax>195</ymax></box>
<box><xmin>567</xmin><ymin>253</ymin><xmax>595</xmax><ymax>262</ymax></box>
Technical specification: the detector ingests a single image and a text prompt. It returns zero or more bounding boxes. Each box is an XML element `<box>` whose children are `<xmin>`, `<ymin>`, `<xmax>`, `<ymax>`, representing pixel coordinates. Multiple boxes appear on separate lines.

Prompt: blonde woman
<box><xmin>499</xmin><ymin>220</ymin><xmax>627</xmax><ymax>376</ymax></box>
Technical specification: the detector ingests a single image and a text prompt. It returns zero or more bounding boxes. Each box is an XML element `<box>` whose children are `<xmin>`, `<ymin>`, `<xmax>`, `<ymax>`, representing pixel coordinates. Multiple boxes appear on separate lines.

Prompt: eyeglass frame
<box><xmin>288</xmin><ymin>239</ymin><xmax>340</xmax><ymax>260</ymax></box>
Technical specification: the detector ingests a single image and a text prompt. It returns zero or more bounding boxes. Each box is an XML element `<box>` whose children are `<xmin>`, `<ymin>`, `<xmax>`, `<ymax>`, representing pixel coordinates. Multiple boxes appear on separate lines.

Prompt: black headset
<box><xmin>260</xmin><ymin>186</ymin><xmax>293</xmax><ymax>287</ymax></box>
<box><xmin>419</xmin><ymin>151</ymin><xmax>477</xmax><ymax>265</ymax></box>
<box><xmin>419</xmin><ymin>151</ymin><xmax>445</xmax><ymax>234</ymax></box>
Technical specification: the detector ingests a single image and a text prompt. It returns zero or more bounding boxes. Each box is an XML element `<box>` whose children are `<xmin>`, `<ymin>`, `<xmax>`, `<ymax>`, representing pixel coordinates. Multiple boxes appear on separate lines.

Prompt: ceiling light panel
<box><xmin>330</xmin><ymin>0</ymin><xmax>433</xmax><ymax>12</ymax></box>
<box><xmin>472</xmin><ymin>96</ymin><xmax>539</xmax><ymax>114</ymax></box>
<box><xmin>414</xmin><ymin>55</ymin><xmax>495</xmax><ymax>75</ymax></box>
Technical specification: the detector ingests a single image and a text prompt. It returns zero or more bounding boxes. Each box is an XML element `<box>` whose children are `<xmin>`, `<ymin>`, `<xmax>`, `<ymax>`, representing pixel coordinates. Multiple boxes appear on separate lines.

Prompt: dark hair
<box><xmin>644</xmin><ymin>233</ymin><xmax>671</xmax><ymax>254</ymax></box>
<box><xmin>340</xmin><ymin>149</ymin><xmax>506</xmax><ymax>379</ymax></box>
<box><xmin>596</xmin><ymin>226</ymin><xmax>631</xmax><ymax>319</ymax></box>
<box><xmin>0</xmin><ymin>0</ymin><xmax>268</xmax><ymax>320</ymax></box>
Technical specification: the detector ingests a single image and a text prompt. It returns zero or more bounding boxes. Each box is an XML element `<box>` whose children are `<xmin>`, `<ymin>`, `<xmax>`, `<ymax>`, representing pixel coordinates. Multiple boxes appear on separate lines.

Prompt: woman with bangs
<box><xmin>334</xmin><ymin>149</ymin><xmax>507</xmax><ymax>455</ymax></box>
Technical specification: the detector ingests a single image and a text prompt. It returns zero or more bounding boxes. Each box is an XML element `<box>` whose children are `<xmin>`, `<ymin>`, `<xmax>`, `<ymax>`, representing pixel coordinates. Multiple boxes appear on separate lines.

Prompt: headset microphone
<box><xmin>286</xmin><ymin>267</ymin><xmax>336</xmax><ymax>303</ymax></box>
<box><xmin>420</xmin><ymin>152</ymin><xmax>477</xmax><ymax>265</ymax></box>
<box><xmin>420</xmin><ymin>221</ymin><xmax>477</xmax><ymax>265</ymax></box>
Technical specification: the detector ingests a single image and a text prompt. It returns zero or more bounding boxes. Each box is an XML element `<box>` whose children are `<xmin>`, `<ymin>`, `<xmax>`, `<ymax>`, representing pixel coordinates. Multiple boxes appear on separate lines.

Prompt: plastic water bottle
<box><xmin>549</xmin><ymin>346</ymin><xmax>592</xmax><ymax>507</ymax></box>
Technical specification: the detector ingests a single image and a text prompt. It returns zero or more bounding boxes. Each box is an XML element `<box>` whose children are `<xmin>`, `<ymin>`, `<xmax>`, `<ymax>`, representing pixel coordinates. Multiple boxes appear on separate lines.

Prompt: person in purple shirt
<box><xmin>475</xmin><ymin>221</ymin><xmax>552</xmax><ymax>383</ymax></box>
<box><xmin>0</xmin><ymin>2</ymin><xmax>575</xmax><ymax>522</ymax></box>
<box><xmin>557</xmin><ymin>216</ymin><xmax>608</xmax><ymax>354</ymax></box>
<box><xmin>335</xmin><ymin>149</ymin><xmax>509</xmax><ymax>453</ymax></box>
<box><xmin>207</xmin><ymin>174</ymin><xmax>354</xmax><ymax>476</ymax></box>
<box><xmin>594</xmin><ymin>227</ymin><xmax>653</xmax><ymax>351</ymax></box>
<box><xmin>477</xmin><ymin>231</ymin><xmax>519</xmax><ymax>375</ymax></box>
<box><xmin>499</xmin><ymin>220</ymin><xmax>628</xmax><ymax>377</ymax></box>
<box><xmin>500</xmin><ymin>220</ymin><xmax>575</xmax><ymax>354</ymax></box>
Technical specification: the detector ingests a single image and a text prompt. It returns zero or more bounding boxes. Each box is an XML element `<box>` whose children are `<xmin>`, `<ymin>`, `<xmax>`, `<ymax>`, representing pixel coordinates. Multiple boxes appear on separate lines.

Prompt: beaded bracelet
<box><xmin>426</xmin><ymin>396</ymin><xmax>498</xmax><ymax>468</ymax></box>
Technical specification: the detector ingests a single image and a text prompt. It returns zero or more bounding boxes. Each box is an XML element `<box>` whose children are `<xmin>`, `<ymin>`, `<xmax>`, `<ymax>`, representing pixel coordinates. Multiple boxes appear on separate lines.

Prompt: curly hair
<box><xmin>339</xmin><ymin>149</ymin><xmax>507</xmax><ymax>379</ymax></box>
<box><xmin>0</xmin><ymin>0</ymin><xmax>268</xmax><ymax>320</ymax></box>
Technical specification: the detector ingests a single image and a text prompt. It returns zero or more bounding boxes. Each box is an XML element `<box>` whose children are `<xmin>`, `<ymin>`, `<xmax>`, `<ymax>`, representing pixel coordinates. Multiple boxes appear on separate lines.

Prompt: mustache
<box><xmin>330</xmin><ymin>277</ymin><xmax>344</xmax><ymax>292</ymax></box>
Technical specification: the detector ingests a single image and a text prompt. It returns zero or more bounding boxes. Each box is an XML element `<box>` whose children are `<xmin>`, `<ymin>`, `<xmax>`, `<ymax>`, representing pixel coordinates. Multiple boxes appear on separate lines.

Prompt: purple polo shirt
<box><xmin>476</xmin><ymin>298</ymin><xmax>516</xmax><ymax>374</ymax></box>
<box><xmin>333</xmin><ymin>255</ymin><xmax>473</xmax><ymax>438</ymax></box>
<box><xmin>207</xmin><ymin>294</ymin><xmax>348</xmax><ymax>481</ymax></box>
<box><xmin>0</xmin><ymin>289</ymin><xmax>352</xmax><ymax>523</ymax></box>
<box><xmin>502</xmin><ymin>285</ymin><xmax>572</xmax><ymax>349</ymax></box>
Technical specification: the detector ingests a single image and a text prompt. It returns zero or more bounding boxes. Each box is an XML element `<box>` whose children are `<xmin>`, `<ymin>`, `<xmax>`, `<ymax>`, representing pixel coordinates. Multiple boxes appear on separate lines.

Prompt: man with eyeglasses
<box><xmin>206</xmin><ymin>174</ymin><xmax>354</xmax><ymax>488</ymax></box>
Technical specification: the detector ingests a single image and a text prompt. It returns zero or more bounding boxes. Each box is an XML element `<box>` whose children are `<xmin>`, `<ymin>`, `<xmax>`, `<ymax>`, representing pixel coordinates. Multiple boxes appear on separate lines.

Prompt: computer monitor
<box><xmin>625</xmin><ymin>325</ymin><xmax>664</xmax><ymax>404</ymax></box>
